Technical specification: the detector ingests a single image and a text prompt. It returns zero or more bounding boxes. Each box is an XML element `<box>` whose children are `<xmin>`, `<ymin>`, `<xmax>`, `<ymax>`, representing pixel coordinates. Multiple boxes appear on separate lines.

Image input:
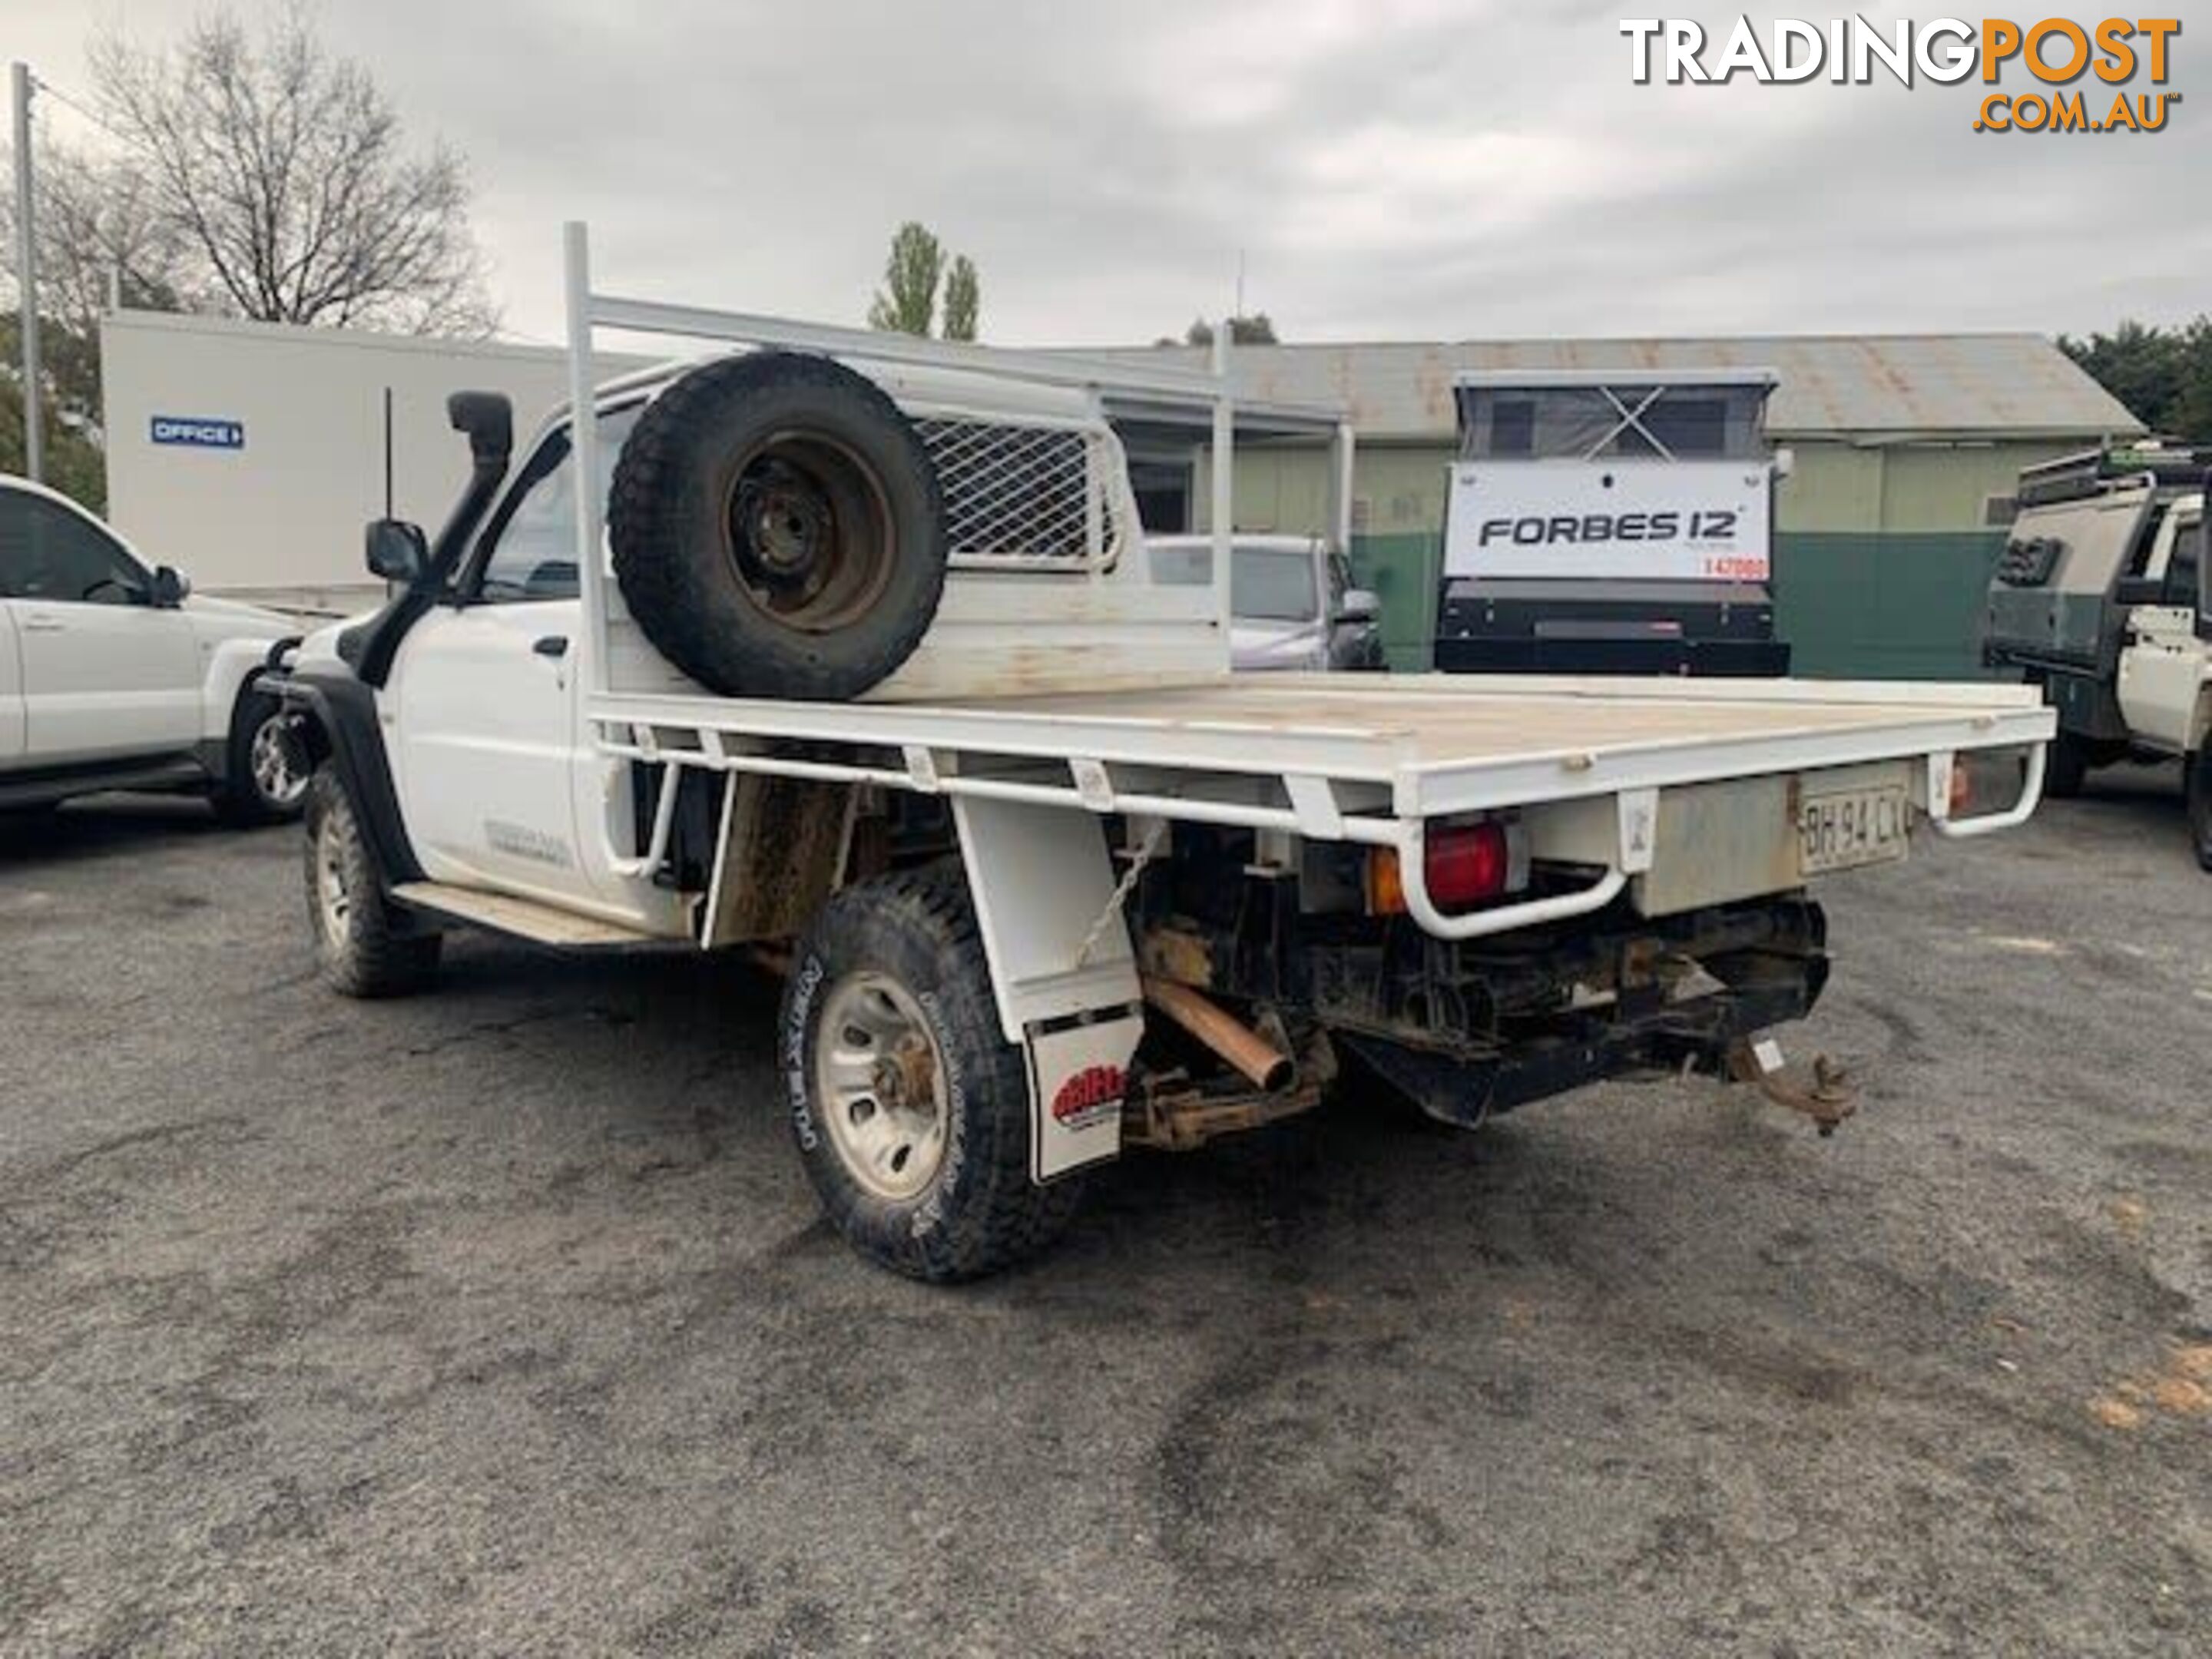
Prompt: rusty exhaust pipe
<box><xmin>1141</xmin><ymin>976</ymin><xmax>1294</xmax><ymax>1092</ymax></box>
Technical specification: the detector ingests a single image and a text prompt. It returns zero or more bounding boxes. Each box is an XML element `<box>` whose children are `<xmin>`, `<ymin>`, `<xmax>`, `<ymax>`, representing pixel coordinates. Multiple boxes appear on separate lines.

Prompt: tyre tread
<box><xmin>608</xmin><ymin>353</ymin><xmax>945</xmax><ymax>700</ymax></box>
<box><xmin>305</xmin><ymin>767</ymin><xmax>441</xmax><ymax>998</ymax></box>
<box><xmin>2188</xmin><ymin>748</ymin><xmax>2212</xmax><ymax>873</ymax></box>
<box><xmin>783</xmin><ymin>860</ymin><xmax>1083</xmax><ymax>1281</ymax></box>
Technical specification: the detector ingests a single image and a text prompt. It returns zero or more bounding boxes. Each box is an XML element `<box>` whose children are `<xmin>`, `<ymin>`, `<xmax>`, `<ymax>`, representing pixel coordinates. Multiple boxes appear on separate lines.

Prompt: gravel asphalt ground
<box><xmin>2</xmin><ymin>768</ymin><xmax>2207</xmax><ymax>1655</ymax></box>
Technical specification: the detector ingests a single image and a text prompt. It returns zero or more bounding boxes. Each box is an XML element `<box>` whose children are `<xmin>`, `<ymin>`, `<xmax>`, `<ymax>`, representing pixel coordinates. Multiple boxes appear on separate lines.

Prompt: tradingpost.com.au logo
<box><xmin>1622</xmin><ymin>16</ymin><xmax>2181</xmax><ymax>133</ymax></box>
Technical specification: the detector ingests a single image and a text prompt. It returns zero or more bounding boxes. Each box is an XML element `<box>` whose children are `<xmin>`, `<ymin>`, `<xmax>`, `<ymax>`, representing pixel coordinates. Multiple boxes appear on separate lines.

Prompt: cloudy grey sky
<box><xmin>8</xmin><ymin>1</ymin><xmax>2208</xmax><ymax>346</ymax></box>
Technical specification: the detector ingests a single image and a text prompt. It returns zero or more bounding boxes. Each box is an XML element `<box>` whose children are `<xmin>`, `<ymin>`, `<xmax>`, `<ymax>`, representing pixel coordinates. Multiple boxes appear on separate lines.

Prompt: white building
<box><xmin>100</xmin><ymin>310</ymin><xmax>651</xmax><ymax>611</ymax></box>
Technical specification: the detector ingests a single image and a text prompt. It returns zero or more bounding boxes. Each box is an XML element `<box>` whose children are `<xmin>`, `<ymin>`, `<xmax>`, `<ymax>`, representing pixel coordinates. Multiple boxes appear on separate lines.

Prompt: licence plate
<box><xmin>1798</xmin><ymin>783</ymin><xmax>1910</xmax><ymax>875</ymax></box>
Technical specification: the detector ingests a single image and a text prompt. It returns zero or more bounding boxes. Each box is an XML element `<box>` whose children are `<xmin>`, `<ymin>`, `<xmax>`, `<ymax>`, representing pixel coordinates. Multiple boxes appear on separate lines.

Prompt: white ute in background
<box><xmin>0</xmin><ymin>474</ymin><xmax>308</xmax><ymax>823</ymax></box>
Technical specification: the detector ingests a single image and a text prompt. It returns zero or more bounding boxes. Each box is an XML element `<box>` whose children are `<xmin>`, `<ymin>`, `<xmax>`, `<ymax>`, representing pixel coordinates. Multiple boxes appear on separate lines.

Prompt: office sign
<box><xmin>150</xmin><ymin>416</ymin><xmax>246</xmax><ymax>451</ymax></box>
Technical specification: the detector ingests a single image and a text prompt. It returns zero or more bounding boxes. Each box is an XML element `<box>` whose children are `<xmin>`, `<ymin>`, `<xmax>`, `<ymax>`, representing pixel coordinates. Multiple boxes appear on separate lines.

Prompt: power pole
<box><xmin>12</xmin><ymin>61</ymin><xmax>41</xmax><ymax>483</ymax></box>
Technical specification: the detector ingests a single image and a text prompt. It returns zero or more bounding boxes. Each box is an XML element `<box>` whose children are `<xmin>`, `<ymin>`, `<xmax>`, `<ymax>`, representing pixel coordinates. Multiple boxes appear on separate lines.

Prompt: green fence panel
<box><xmin>1349</xmin><ymin>529</ymin><xmax>2006</xmax><ymax>682</ymax></box>
<box><xmin>1349</xmin><ymin>532</ymin><xmax>1440</xmax><ymax>673</ymax></box>
<box><xmin>1773</xmin><ymin>531</ymin><xmax>2006</xmax><ymax>681</ymax></box>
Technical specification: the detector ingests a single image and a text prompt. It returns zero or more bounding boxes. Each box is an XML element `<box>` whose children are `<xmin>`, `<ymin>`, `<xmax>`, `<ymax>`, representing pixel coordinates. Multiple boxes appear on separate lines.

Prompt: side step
<box><xmin>0</xmin><ymin>756</ymin><xmax>208</xmax><ymax>809</ymax></box>
<box><xmin>389</xmin><ymin>882</ymin><xmax>666</xmax><ymax>948</ymax></box>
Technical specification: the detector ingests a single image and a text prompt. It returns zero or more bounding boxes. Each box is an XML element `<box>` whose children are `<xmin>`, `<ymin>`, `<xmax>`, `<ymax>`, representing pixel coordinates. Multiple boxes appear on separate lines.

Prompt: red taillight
<box><xmin>1949</xmin><ymin>754</ymin><xmax>1975</xmax><ymax>818</ymax></box>
<box><xmin>1426</xmin><ymin>820</ymin><xmax>1512</xmax><ymax>912</ymax></box>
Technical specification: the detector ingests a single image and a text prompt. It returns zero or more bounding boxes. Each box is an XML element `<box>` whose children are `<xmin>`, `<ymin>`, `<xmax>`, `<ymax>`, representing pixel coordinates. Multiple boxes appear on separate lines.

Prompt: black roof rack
<box><xmin>2015</xmin><ymin>443</ymin><xmax>2211</xmax><ymax>507</ymax></box>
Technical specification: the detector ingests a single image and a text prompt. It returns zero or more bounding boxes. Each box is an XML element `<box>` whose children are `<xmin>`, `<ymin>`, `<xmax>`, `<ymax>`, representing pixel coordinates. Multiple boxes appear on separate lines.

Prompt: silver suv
<box><xmin>1146</xmin><ymin>534</ymin><xmax>1382</xmax><ymax>671</ymax></box>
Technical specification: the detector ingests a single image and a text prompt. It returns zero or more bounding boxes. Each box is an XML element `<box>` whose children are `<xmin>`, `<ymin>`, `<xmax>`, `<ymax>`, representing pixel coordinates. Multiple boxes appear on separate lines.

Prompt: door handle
<box><xmin>532</xmin><ymin>635</ymin><xmax>569</xmax><ymax>659</ymax></box>
<box><xmin>21</xmin><ymin>612</ymin><xmax>64</xmax><ymax>633</ymax></box>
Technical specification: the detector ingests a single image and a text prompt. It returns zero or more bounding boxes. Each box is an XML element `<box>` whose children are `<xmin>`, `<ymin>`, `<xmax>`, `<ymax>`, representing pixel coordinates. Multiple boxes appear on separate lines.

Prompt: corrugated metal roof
<box><xmin>1079</xmin><ymin>334</ymin><xmax>2142</xmax><ymax>442</ymax></box>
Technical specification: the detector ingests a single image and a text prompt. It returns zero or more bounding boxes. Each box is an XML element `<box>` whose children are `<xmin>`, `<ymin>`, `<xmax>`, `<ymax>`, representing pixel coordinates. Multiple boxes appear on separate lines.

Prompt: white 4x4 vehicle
<box><xmin>0</xmin><ymin>474</ymin><xmax>307</xmax><ymax>822</ymax></box>
<box><xmin>2113</xmin><ymin>492</ymin><xmax>2211</xmax><ymax>865</ymax></box>
<box><xmin>1983</xmin><ymin>447</ymin><xmax>2211</xmax><ymax>866</ymax></box>
<box><xmin>268</xmin><ymin>233</ymin><xmax>2054</xmax><ymax>1282</ymax></box>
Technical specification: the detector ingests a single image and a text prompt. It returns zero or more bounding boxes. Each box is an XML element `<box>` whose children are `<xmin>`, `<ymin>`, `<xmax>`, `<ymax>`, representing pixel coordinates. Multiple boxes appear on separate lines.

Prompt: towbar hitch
<box><xmin>1728</xmin><ymin>1041</ymin><xmax>1858</xmax><ymax>1137</ymax></box>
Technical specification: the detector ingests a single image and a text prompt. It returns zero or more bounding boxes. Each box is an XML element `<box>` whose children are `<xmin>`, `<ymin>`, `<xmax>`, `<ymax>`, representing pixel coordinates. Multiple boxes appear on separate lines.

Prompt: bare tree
<box><xmin>90</xmin><ymin>4</ymin><xmax>495</xmax><ymax>336</ymax></box>
<box><xmin>0</xmin><ymin>137</ymin><xmax>196</xmax><ymax>428</ymax></box>
<box><xmin>1</xmin><ymin>133</ymin><xmax>188</xmax><ymax>508</ymax></box>
<box><xmin>42</xmin><ymin>151</ymin><xmax>190</xmax><ymax>326</ymax></box>
<box><xmin>0</xmin><ymin>139</ymin><xmax>191</xmax><ymax>335</ymax></box>
<box><xmin>941</xmin><ymin>255</ymin><xmax>980</xmax><ymax>343</ymax></box>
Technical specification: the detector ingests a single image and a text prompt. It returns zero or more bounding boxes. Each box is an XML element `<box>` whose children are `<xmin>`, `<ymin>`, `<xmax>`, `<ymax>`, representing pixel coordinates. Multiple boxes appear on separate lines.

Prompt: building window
<box><xmin>1128</xmin><ymin>459</ymin><xmax>1194</xmax><ymax>533</ymax></box>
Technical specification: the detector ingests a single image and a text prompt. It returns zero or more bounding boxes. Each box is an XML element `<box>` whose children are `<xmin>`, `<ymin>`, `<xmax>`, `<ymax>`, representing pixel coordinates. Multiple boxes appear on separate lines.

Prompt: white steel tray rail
<box><xmin>559</xmin><ymin>224</ymin><xmax>2054</xmax><ymax>936</ymax></box>
<box><xmin>582</xmin><ymin>675</ymin><xmax>2053</xmax><ymax>942</ymax></box>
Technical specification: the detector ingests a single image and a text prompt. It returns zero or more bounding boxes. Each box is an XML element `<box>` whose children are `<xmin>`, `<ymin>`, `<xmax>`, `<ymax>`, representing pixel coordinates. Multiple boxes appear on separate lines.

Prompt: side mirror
<box><xmin>366</xmin><ymin>518</ymin><xmax>430</xmax><ymax>584</ymax></box>
<box><xmin>1336</xmin><ymin>587</ymin><xmax>1382</xmax><ymax>624</ymax></box>
<box><xmin>150</xmin><ymin>565</ymin><xmax>190</xmax><ymax>608</ymax></box>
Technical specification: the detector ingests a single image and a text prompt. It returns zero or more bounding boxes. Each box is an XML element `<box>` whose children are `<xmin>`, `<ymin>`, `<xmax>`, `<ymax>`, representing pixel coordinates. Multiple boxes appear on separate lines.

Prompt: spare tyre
<box><xmin>608</xmin><ymin>353</ymin><xmax>946</xmax><ymax>700</ymax></box>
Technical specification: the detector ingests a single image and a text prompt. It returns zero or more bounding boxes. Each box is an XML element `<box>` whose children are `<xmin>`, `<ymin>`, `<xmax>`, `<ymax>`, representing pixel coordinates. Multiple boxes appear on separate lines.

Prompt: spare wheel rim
<box><xmin>722</xmin><ymin>432</ymin><xmax>899</xmax><ymax>635</ymax></box>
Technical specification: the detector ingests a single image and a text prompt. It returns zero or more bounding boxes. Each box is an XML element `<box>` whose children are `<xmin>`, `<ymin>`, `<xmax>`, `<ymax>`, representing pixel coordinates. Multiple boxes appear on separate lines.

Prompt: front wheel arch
<box><xmin>213</xmin><ymin>681</ymin><xmax>311</xmax><ymax>824</ymax></box>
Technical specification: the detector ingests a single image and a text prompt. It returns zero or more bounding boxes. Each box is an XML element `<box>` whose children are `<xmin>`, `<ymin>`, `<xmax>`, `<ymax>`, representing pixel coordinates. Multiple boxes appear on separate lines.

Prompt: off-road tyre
<box><xmin>2043</xmin><ymin>728</ymin><xmax>2091</xmax><ymax>799</ymax></box>
<box><xmin>609</xmin><ymin>353</ymin><xmax>946</xmax><ymax>701</ymax></box>
<box><xmin>214</xmin><ymin>688</ymin><xmax>310</xmax><ymax>826</ymax></box>
<box><xmin>780</xmin><ymin>862</ymin><xmax>1085</xmax><ymax>1281</ymax></box>
<box><xmin>2188</xmin><ymin>749</ymin><xmax>2212</xmax><ymax>873</ymax></box>
<box><xmin>303</xmin><ymin>765</ymin><xmax>441</xmax><ymax>997</ymax></box>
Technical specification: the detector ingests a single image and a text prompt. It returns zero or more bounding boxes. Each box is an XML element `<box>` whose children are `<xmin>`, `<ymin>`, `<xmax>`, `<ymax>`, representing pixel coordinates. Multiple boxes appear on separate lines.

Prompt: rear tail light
<box><xmin>1366</xmin><ymin>818</ymin><xmax>1525</xmax><ymax>917</ymax></box>
<box><xmin>1950</xmin><ymin>747</ymin><xmax>2031</xmax><ymax>819</ymax></box>
<box><xmin>1426</xmin><ymin>820</ymin><xmax>1515</xmax><ymax>911</ymax></box>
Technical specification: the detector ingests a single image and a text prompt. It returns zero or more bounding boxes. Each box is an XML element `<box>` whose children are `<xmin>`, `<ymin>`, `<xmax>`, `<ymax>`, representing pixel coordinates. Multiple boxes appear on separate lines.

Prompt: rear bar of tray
<box><xmin>585</xmin><ymin>684</ymin><xmax>2053</xmax><ymax>941</ymax></box>
<box><xmin>584</xmin><ymin>684</ymin><xmax>2055</xmax><ymax>820</ymax></box>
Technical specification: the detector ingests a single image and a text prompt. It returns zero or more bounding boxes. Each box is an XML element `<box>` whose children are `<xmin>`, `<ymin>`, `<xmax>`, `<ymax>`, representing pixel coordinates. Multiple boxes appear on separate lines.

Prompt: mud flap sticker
<box><xmin>1025</xmin><ymin>1010</ymin><xmax>1143</xmax><ymax>1184</ymax></box>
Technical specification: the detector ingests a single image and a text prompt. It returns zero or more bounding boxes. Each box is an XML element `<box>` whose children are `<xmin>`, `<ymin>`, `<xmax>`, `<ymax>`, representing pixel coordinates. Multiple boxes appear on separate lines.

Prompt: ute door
<box><xmin>387</xmin><ymin>406</ymin><xmax>638</xmax><ymax>908</ymax></box>
<box><xmin>2117</xmin><ymin>501</ymin><xmax>2206</xmax><ymax>756</ymax></box>
<box><xmin>0</xmin><ymin>484</ymin><xmax>200</xmax><ymax>765</ymax></box>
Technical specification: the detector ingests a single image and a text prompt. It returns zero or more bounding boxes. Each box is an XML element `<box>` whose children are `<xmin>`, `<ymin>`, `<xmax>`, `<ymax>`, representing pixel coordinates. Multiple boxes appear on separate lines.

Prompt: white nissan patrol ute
<box><xmin>266</xmin><ymin>228</ymin><xmax>2055</xmax><ymax>1283</ymax></box>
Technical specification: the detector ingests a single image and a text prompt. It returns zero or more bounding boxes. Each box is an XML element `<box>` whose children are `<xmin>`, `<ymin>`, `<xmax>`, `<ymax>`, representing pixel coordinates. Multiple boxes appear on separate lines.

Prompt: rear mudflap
<box><xmin>1025</xmin><ymin>1011</ymin><xmax>1144</xmax><ymax>1183</ymax></box>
